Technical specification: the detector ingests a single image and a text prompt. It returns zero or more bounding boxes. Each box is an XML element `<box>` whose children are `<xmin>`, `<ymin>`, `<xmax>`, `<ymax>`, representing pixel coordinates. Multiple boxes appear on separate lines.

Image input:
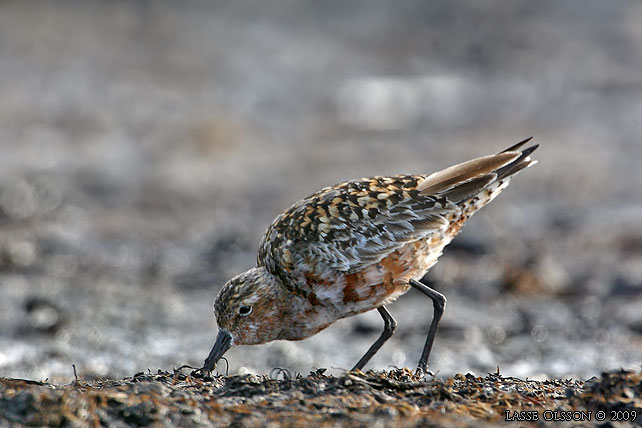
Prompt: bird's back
<box><xmin>258</xmin><ymin>140</ymin><xmax>538</xmax><ymax>316</ymax></box>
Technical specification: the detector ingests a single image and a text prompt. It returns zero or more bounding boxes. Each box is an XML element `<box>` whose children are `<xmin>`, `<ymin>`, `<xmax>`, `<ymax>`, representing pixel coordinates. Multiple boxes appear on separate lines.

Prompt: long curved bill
<box><xmin>203</xmin><ymin>329</ymin><xmax>232</xmax><ymax>372</ymax></box>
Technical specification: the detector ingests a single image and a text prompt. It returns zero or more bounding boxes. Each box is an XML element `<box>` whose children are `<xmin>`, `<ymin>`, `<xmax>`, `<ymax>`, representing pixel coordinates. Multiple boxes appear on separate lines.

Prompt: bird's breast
<box><xmin>297</xmin><ymin>233</ymin><xmax>452</xmax><ymax>319</ymax></box>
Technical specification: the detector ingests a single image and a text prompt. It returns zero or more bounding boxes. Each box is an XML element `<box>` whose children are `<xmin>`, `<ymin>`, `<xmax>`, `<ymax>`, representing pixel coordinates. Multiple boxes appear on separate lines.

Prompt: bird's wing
<box><xmin>259</xmin><ymin>175</ymin><xmax>458</xmax><ymax>276</ymax></box>
<box><xmin>259</xmin><ymin>139</ymin><xmax>538</xmax><ymax>279</ymax></box>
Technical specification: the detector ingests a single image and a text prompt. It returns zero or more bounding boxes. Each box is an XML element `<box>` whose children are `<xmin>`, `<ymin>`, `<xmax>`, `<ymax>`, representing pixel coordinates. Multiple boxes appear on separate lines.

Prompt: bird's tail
<box><xmin>417</xmin><ymin>137</ymin><xmax>539</xmax><ymax>205</ymax></box>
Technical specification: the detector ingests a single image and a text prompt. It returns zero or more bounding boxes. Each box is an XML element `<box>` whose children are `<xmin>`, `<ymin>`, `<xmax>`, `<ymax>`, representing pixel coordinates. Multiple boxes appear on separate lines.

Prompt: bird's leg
<box><xmin>351</xmin><ymin>306</ymin><xmax>397</xmax><ymax>371</ymax></box>
<box><xmin>409</xmin><ymin>278</ymin><xmax>447</xmax><ymax>375</ymax></box>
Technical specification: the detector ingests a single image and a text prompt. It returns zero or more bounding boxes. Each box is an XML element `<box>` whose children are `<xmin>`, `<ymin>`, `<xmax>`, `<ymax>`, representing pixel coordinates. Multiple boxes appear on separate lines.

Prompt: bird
<box><xmin>201</xmin><ymin>138</ymin><xmax>539</xmax><ymax>375</ymax></box>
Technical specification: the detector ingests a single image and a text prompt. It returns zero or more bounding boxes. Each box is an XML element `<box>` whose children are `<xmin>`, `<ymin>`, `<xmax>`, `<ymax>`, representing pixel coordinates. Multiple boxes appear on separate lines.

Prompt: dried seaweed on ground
<box><xmin>1</xmin><ymin>368</ymin><xmax>640</xmax><ymax>427</ymax></box>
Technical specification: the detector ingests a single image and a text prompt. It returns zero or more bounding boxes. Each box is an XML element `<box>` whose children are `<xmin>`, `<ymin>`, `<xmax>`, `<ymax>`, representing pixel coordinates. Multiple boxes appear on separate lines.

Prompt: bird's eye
<box><xmin>238</xmin><ymin>305</ymin><xmax>252</xmax><ymax>316</ymax></box>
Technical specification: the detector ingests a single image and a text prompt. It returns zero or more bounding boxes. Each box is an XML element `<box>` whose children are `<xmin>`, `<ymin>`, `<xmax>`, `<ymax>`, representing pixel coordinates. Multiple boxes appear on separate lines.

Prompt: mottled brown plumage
<box><xmin>203</xmin><ymin>139</ymin><xmax>539</xmax><ymax>374</ymax></box>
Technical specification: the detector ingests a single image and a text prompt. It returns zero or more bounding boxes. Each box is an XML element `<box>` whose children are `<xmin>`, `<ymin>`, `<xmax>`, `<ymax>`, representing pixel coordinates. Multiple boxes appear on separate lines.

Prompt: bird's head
<box><xmin>202</xmin><ymin>266</ymin><xmax>286</xmax><ymax>371</ymax></box>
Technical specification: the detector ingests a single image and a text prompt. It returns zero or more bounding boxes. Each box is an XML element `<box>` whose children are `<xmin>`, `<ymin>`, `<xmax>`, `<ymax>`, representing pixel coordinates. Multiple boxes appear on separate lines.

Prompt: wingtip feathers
<box><xmin>418</xmin><ymin>138</ymin><xmax>538</xmax><ymax>196</ymax></box>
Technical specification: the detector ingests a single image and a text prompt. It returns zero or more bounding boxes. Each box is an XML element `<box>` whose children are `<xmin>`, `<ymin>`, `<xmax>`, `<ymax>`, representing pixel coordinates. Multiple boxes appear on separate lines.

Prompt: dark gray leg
<box><xmin>409</xmin><ymin>278</ymin><xmax>447</xmax><ymax>374</ymax></box>
<box><xmin>352</xmin><ymin>306</ymin><xmax>397</xmax><ymax>371</ymax></box>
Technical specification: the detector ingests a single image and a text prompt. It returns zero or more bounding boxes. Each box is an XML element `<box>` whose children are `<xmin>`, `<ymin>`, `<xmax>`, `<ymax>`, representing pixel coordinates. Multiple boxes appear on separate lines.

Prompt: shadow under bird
<box><xmin>202</xmin><ymin>139</ymin><xmax>539</xmax><ymax>374</ymax></box>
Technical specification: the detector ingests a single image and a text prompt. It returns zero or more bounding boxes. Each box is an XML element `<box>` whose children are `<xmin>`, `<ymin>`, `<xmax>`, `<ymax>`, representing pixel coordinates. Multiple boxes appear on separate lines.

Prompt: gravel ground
<box><xmin>0</xmin><ymin>1</ymin><xmax>642</xmax><ymax>386</ymax></box>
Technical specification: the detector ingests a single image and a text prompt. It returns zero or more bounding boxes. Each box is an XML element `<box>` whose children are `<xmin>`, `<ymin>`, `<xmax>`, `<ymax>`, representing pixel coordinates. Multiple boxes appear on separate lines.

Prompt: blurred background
<box><xmin>1</xmin><ymin>0</ymin><xmax>641</xmax><ymax>383</ymax></box>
